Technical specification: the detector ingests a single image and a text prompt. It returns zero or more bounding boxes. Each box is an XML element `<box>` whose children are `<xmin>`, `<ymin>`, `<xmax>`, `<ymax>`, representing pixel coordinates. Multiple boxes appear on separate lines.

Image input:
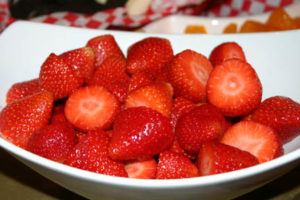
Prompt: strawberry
<box><xmin>247</xmin><ymin>96</ymin><xmax>300</xmax><ymax>144</ymax></box>
<box><xmin>207</xmin><ymin>59</ymin><xmax>262</xmax><ymax>117</ymax></box>
<box><xmin>176</xmin><ymin>104</ymin><xmax>227</xmax><ymax>154</ymax></box>
<box><xmin>60</xmin><ymin>47</ymin><xmax>95</xmax><ymax>82</ymax></box>
<box><xmin>128</xmin><ymin>72</ymin><xmax>154</xmax><ymax>93</ymax></box>
<box><xmin>50</xmin><ymin>103</ymin><xmax>68</xmax><ymax>125</ymax></box>
<box><xmin>126</xmin><ymin>37</ymin><xmax>173</xmax><ymax>77</ymax></box>
<box><xmin>169</xmin><ymin>49</ymin><xmax>213</xmax><ymax>102</ymax></box>
<box><xmin>0</xmin><ymin>91</ymin><xmax>54</xmax><ymax>148</ymax></box>
<box><xmin>109</xmin><ymin>107</ymin><xmax>174</xmax><ymax>160</ymax></box>
<box><xmin>220</xmin><ymin>120</ymin><xmax>283</xmax><ymax>163</ymax></box>
<box><xmin>197</xmin><ymin>141</ymin><xmax>259</xmax><ymax>176</ymax></box>
<box><xmin>86</xmin><ymin>34</ymin><xmax>124</xmax><ymax>68</ymax></box>
<box><xmin>6</xmin><ymin>78</ymin><xmax>40</xmax><ymax>104</ymax></box>
<box><xmin>155</xmin><ymin>61</ymin><xmax>172</xmax><ymax>82</ymax></box>
<box><xmin>124</xmin><ymin>82</ymin><xmax>173</xmax><ymax>118</ymax></box>
<box><xmin>125</xmin><ymin>158</ymin><xmax>157</xmax><ymax>179</ymax></box>
<box><xmin>105</xmin><ymin>80</ymin><xmax>130</xmax><ymax>103</ymax></box>
<box><xmin>39</xmin><ymin>53</ymin><xmax>84</xmax><ymax>100</ymax></box>
<box><xmin>75</xmin><ymin>130</ymin><xmax>87</xmax><ymax>141</ymax></box>
<box><xmin>64</xmin><ymin>85</ymin><xmax>120</xmax><ymax>131</ymax></box>
<box><xmin>209</xmin><ymin>42</ymin><xmax>246</xmax><ymax>67</ymax></box>
<box><xmin>169</xmin><ymin>139</ymin><xmax>196</xmax><ymax>160</ymax></box>
<box><xmin>27</xmin><ymin>123</ymin><xmax>78</xmax><ymax>162</ymax></box>
<box><xmin>65</xmin><ymin>129</ymin><xmax>127</xmax><ymax>177</ymax></box>
<box><xmin>156</xmin><ymin>151</ymin><xmax>199</xmax><ymax>179</ymax></box>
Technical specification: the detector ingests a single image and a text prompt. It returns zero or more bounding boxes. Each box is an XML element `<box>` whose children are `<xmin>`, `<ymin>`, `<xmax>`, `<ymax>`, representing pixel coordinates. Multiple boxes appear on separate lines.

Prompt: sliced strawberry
<box><xmin>126</xmin><ymin>37</ymin><xmax>173</xmax><ymax>77</ymax></box>
<box><xmin>156</xmin><ymin>151</ymin><xmax>199</xmax><ymax>179</ymax></box>
<box><xmin>170</xmin><ymin>49</ymin><xmax>213</xmax><ymax>102</ymax></box>
<box><xmin>6</xmin><ymin>78</ymin><xmax>40</xmax><ymax>104</ymax></box>
<box><xmin>247</xmin><ymin>96</ymin><xmax>300</xmax><ymax>144</ymax></box>
<box><xmin>0</xmin><ymin>91</ymin><xmax>54</xmax><ymax>148</ymax></box>
<box><xmin>209</xmin><ymin>42</ymin><xmax>246</xmax><ymax>67</ymax></box>
<box><xmin>125</xmin><ymin>82</ymin><xmax>173</xmax><ymax>118</ymax></box>
<box><xmin>109</xmin><ymin>107</ymin><xmax>174</xmax><ymax>160</ymax></box>
<box><xmin>176</xmin><ymin>104</ymin><xmax>227</xmax><ymax>154</ymax></box>
<box><xmin>86</xmin><ymin>34</ymin><xmax>124</xmax><ymax>68</ymax></box>
<box><xmin>65</xmin><ymin>129</ymin><xmax>127</xmax><ymax>177</ymax></box>
<box><xmin>197</xmin><ymin>141</ymin><xmax>259</xmax><ymax>176</ymax></box>
<box><xmin>220</xmin><ymin>120</ymin><xmax>283</xmax><ymax>163</ymax></box>
<box><xmin>64</xmin><ymin>85</ymin><xmax>120</xmax><ymax>131</ymax></box>
<box><xmin>128</xmin><ymin>72</ymin><xmax>154</xmax><ymax>93</ymax></box>
<box><xmin>207</xmin><ymin>59</ymin><xmax>262</xmax><ymax>117</ymax></box>
<box><xmin>60</xmin><ymin>47</ymin><xmax>95</xmax><ymax>82</ymax></box>
<box><xmin>27</xmin><ymin>123</ymin><xmax>78</xmax><ymax>162</ymax></box>
<box><xmin>39</xmin><ymin>53</ymin><xmax>84</xmax><ymax>100</ymax></box>
<box><xmin>125</xmin><ymin>158</ymin><xmax>157</xmax><ymax>179</ymax></box>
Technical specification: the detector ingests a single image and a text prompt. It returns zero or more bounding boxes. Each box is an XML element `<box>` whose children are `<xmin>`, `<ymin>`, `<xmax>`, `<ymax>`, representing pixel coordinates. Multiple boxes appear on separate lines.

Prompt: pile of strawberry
<box><xmin>0</xmin><ymin>35</ymin><xmax>299</xmax><ymax>179</ymax></box>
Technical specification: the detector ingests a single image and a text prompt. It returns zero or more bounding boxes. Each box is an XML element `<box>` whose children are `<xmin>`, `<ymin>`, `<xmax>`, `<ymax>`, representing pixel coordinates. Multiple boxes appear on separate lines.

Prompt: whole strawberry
<box><xmin>65</xmin><ymin>129</ymin><xmax>127</xmax><ymax>177</ymax></box>
<box><xmin>0</xmin><ymin>91</ymin><xmax>54</xmax><ymax>148</ymax></box>
<box><xmin>109</xmin><ymin>107</ymin><xmax>174</xmax><ymax>160</ymax></box>
<box><xmin>247</xmin><ymin>96</ymin><xmax>300</xmax><ymax>143</ymax></box>
<box><xmin>27</xmin><ymin>123</ymin><xmax>78</xmax><ymax>162</ymax></box>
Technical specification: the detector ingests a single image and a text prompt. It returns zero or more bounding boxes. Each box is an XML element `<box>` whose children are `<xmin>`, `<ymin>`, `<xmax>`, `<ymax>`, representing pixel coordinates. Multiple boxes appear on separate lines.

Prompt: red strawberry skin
<box><xmin>0</xmin><ymin>91</ymin><xmax>54</xmax><ymax>148</ymax></box>
<box><xmin>207</xmin><ymin>59</ymin><xmax>262</xmax><ymax>117</ymax></box>
<box><xmin>170</xmin><ymin>49</ymin><xmax>213</xmax><ymax>102</ymax></box>
<box><xmin>65</xmin><ymin>129</ymin><xmax>127</xmax><ymax>177</ymax></box>
<box><xmin>197</xmin><ymin>141</ymin><xmax>259</xmax><ymax>176</ymax></box>
<box><xmin>176</xmin><ymin>104</ymin><xmax>227</xmax><ymax>154</ymax></box>
<box><xmin>209</xmin><ymin>42</ymin><xmax>246</xmax><ymax>67</ymax></box>
<box><xmin>6</xmin><ymin>78</ymin><xmax>40</xmax><ymax>104</ymax></box>
<box><xmin>39</xmin><ymin>53</ymin><xmax>84</xmax><ymax>100</ymax></box>
<box><xmin>125</xmin><ymin>158</ymin><xmax>157</xmax><ymax>179</ymax></box>
<box><xmin>86</xmin><ymin>34</ymin><xmax>124</xmax><ymax>68</ymax></box>
<box><xmin>126</xmin><ymin>37</ymin><xmax>174</xmax><ymax>77</ymax></box>
<box><xmin>109</xmin><ymin>107</ymin><xmax>174</xmax><ymax>160</ymax></box>
<box><xmin>247</xmin><ymin>96</ymin><xmax>300</xmax><ymax>143</ymax></box>
<box><xmin>128</xmin><ymin>72</ymin><xmax>154</xmax><ymax>93</ymax></box>
<box><xmin>27</xmin><ymin>123</ymin><xmax>78</xmax><ymax>162</ymax></box>
<box><xmin>156</xmin><ymin>151</ymin><xmax>199</xmax><ymax>179</ymax></box>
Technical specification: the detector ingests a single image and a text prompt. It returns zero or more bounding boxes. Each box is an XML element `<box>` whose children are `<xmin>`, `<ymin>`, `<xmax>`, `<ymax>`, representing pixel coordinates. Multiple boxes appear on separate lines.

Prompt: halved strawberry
<box><xmin>0</xmin><ymin>91</ymin><xmax>54</xmax><ymax>148</ymax></box>
<box><xmin>125</xmin><ymin>158</ymin><xmax>157</xmax><ymax>179</ymax></box>
<box><xmin>207</xmin><ymin>59</ymin><xmax>262</xmax><ymax>117</ymax></box>
<box><xmin>64</xmin><ymin>85</ymin><xmax>120</xmax><ymax>131</ymax></box>
<box><xmin>170</xmin><ymin>49</ymin><xmax>213</xmax><ymax>102</ymax></box>
<box><xmin>128</xmin><ymin>72</ymin><xmax>154</xmax><ymax>93</ymax></box>
<box><xmin>60</xmin><ymin>47</ymin><xmax>95</xmax><ymax>82</ymax></box>
<box><xmin>6</xmin><ymin>78</ymin><xmax>40</xmax><ymax>104</ymax></box>
<box><xmin>220</xmin><ymin>120</ymin><xmax>283</xmax><ymax>163</ymax></box>
<box><xmin>209</xmin><ymin>42</ymin><xmax>246</xmax><ymax>67</ymax></box>
<box><xmin>86</xmin><ymin>34</ymin><xmax>124</xmax><ymax>68</ymax></box>
<box><xmin>247</xmin><ymin>96</ymin><xmax>300</xmax><ymax>144</ymax></box>
<box><xmin>197</xmin><ymin>141</ymin><xmax>259</xmax><ymax>176</ymax></box>
<box><xmin>39</xmin><ymin>53</ymin><xmax>84</xmax><ymax>100</ymax></box>
<box><xmin>156</xmin><ymin>151</ymin><xmax>199</xmax><ymax>179</ymax></box>
<box><xmin>124</xmin><ymin>82</ymin><xmax>173</xmax><ymax>118</ymax></box>
<box><xmin>126</xmin><ymin>37</ymin><xmax>173</xmax><ymax>77</ymax></box>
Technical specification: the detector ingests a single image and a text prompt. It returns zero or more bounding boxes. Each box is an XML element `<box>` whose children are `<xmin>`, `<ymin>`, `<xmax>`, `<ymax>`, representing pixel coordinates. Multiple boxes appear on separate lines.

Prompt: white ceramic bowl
<box><xmin>0</xmin><ymin>21</ymin><xmax>299</xmax><ymax>200</ymax></box>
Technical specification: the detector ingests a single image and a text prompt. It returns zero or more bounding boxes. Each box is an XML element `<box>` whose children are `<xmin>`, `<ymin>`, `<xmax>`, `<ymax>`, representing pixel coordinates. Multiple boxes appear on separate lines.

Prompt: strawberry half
<box><xmin>64</xmin><ymin>85</ymin><xmax>120</xmax><ymax>131</ymax></box>
<box><xmin>86</xmin><ymin>34</ymin><xmax>124</xmax><ymax>68</ymax></box>
<box><xmin>209</xmin><ymin>42</ymin><xmax>246</xmax><ymax>67</ymax></box>
<box><xmin>220</xmin><ymin>120</ymin><xmax>283</xmax><ymax>163</ymax></box>
<box><xmin>6</xmin><ymin>78</ymin><xmax>40</xmax><ymax>104</ymax></box>
<box><xmin>207</xmin><ymin>59</ymin><xmax>262</xmax><ymax>117</ymax></box>
<box><xmin>170</xmin><ymin>49</ymin><xmax>213</xmax><ymax>102</ymax></box>
<box><xmin>125</xmin><ymin>158</ymin><xmax>157</xmax><ymax>179</ymax></box>
<box><xmin>39</xmin><ymin>53</ymin><xmax>84</xmax><ymax>100</ymax></box>
<box><xmin>27</xmin><ymin>123</ymin><xmax>78</xmax><ymax>162</ymax></box>
<box><xmin>126</xmin><ymin>37</ymin><xmax>173</xmax><ymax>77</ymax></box>
<box><xmin>60</xmin><ymin>47</ymin><xmax>95</xmax><ymax>82</ymax></box>
<box><xmin>109</xmin><ymin>107</ymin><xmax>174</xmax><ymax>160</ymax></box>
<box><xmin>156</xmin><ymin>151</ymin><xmax>199</xmax><ymax>179</ymax></box>
<box><xmin>247</xmin><ymin>96</ymin><xmax>300</xmax><ymax>144</ymax></box>
<box><xmin>197</xmin><ymin>141</ymin><xmax>259</xmax><ymax>176</ymax></box>
<box><xmin>0</xmin><ymin>91</ymin><xmax>54</xmax><ymax>148</ymax></box>
<box><xmin>65</xmin><ymin>129</ymin><xmax>127</xmax><ymax>177</ymax></box>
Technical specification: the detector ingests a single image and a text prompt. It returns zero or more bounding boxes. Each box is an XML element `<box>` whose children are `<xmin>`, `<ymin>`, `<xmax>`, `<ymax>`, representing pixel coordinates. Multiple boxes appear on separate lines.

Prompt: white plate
<box><xmin>142</xmin><ymin>1</ymin><xmax>300</xmax><ymax>34</ymax></box>
<box><xmin>0</xmin><ymin>21</ymin><xmax>299</xmax><ymax>200</ymax></box>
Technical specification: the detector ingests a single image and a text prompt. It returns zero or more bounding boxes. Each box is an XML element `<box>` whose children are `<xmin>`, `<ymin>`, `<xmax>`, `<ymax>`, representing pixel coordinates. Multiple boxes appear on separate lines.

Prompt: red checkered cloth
<box><xmin>0</xmin><ymin>0</ymin><xmax>297</xmax><ymax>32</ymax></box>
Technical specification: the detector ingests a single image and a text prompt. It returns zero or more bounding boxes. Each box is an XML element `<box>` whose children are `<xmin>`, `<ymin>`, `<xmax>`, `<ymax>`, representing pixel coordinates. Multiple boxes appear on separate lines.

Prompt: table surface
<box><xmin>0</xmin><ymin>148</ymin><xmax>299</xmax><ymax>200</ymax></box>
